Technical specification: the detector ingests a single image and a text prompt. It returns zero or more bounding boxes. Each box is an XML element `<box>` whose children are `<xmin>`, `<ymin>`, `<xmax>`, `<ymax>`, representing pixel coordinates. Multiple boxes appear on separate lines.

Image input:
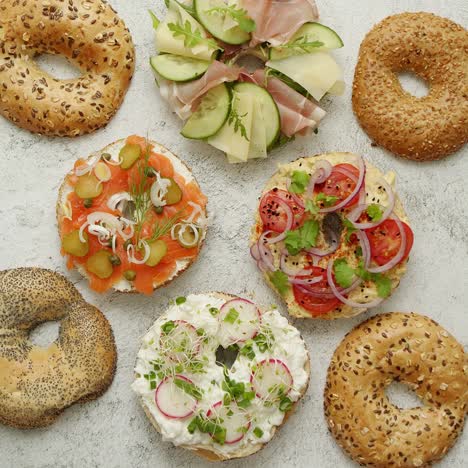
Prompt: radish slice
<box><xmin>219</xmin><ymin>299</ymin><xmax>261</xmax><ymax>346</ymax></box>
<box><xmin>159</xmin><ymin>320</ymin><xmax>201</xmax><ymax>363</ymax></box>
<box><xmin>251</xmin><ymin>359</ymin><xmax>293</xmax><ymax>400</ymax></box>
<box><xmin>207</xmin><ymin>401</ymin><xmax>251</xmax><ymax>444</ymax></box>
<box><xmin>155</xmin><ymin>375</ymin><xmax>198</xmax><ymax>419</ymax></box>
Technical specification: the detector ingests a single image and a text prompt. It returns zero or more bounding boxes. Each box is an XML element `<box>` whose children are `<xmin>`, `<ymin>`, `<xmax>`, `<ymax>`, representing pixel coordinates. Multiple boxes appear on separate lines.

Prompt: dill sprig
<box><xmin>147</xmin><ymin>207</ymin><xmax>186</xmax><ymax>243</ymax></box>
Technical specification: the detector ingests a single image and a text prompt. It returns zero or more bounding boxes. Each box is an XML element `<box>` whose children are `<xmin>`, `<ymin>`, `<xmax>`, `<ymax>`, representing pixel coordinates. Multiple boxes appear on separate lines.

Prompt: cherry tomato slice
<box><xmin>293</xmin><ymin>267</ymin><xmax>340</xmax><ymax>317</ymax></box>
<box><xmin>259</xmin><ymin>189</ymin><xmax>305</xmax><ymax>233</ymax></box>
<box><xmin>366</xmin><ymin>220</ymin><xmax>414</xmax><ymax>266</ymax></box>
<box><xmin>315</xmin><ymin>163</ymin><xmax>361</xmax><ymax>208</ymax></box>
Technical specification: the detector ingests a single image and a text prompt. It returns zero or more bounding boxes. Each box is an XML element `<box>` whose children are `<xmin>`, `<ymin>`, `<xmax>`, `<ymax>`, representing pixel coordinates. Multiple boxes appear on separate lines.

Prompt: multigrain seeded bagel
<box><xmin>0</xmin><ymin>0</ymin><xmax>135</xmax><ymax>137</ymax></box>
<box><xmin>353</xmin><ymin>13</ymin><xmax>468</xmax><ymax>161</ymax></box>
<box><xmin>133</xmin><ymin>292</ymin><xmax>310</xmax><ymax>461</ymax></box>
<box><xmin>0</xmin><ymin>268</ymin><xmax>117</xmax><ymax>429</ymax></box>
<box><xmin>324</xmin><ymin>312</ymin><xmax>468</xmax><ymax>467</ymax></box>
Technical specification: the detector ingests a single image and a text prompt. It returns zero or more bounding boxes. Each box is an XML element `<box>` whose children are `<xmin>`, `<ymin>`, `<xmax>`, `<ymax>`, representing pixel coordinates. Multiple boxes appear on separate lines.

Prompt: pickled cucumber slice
<box><xmin>62</xmin><ymin>230</ymin><xmax>89</xmax><ymax>257</ymax></box>
<box><xmin>86</xmin><ymin>250</ymin><xmax>114</xmax><ymax>279</ymax></box>
<box><xmin>146</xmin><ymin>240</ymin><xmax>168</xmax><ymax>267</ymax></box>
<box><xmin>75</xmin><ymin>173</ymin><xmax>103</xmax><ymax>199</ymax></box>
<box><xmin>164</xmin><ymin>178</ymin><xmax>183</xmax><ymax>205</ymax></box>
<box><xmin>120</xmin><ymin>144</ymin><xmax>141</xmax><ymax>170</ymax></box>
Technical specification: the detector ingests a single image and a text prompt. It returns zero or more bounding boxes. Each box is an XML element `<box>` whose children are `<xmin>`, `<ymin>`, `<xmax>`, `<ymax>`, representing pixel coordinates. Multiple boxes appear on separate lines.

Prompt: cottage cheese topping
<box><xmin>132</xmin><ymin>294</ymin><xmax>309</xmax><ymax>456</ymax></box>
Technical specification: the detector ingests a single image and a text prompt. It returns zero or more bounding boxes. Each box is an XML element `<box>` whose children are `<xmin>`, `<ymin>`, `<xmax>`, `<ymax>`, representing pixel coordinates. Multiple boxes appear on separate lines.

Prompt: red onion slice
<box><xmin>300</xmin><ymin>277</ymin><xmax>362</xmax><ymax>299</ymax></box>
<box><xmin>347</xmin><ymin>178</ymin><xmax>395</xmax><ymax>230</ymax></box>
<box><xmin>333</xmin><ymin>165</ymin><xmax>358</xmax><ymax>183</ymax></box>
<box><xmin>250</xmin><ymin>243</ymin><xmax>260</xmax><ymax>261</ymax></box>
<box><xmin>319</xmin><ymin>154</ymin><xmax>366</xmax><ymax>214</ymax></box>
<box><xmin>327</xmin><ymin>260</ymin><xmax>384</xmax><ymax>308</ymax></box>
<box><xmin>290</xmin><ymin>276</ymin><xmax>323</xmax><ymax>287</ymax></box>
<box><xmin>265</xmin><ymin>198</ymin><xmax>293</xmax><ymax>244</ymax></box>
<box><xmin>367</xmin><ymin>215</ymin><xmax>407</xmax><ymax>274</ymax></box>
<box><xmin>355</xmin><ymin>229</ymin><xmax>371</xmax><ymax>268</ymax></box>
<box><xmin>279</xmin><ymin>250</ymin><xmax>308</xmax><ymax>277</ymax></box>
<box><xmin>257</xmin><ymin>232</ymin><xmax>276</xmax><ymax>271</ymax></box>
<box><xmin>306</xmin><ymin>160</ymin><xmax>333</xmax><ymax>197</ymax></box>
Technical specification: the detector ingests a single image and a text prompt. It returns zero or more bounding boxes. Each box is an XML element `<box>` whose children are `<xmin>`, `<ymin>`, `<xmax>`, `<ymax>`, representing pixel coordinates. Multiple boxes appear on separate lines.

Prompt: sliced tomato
<box><xmin>315</xmin><ymin>163</ymin><xmax>361</xmax><ymax>208</ymax></box>
<box><xmin>366</xmin><ymin>219</ymin><xmax>414</xmax><ymax>266</ymax></box>
<box><xmin>259</xmin><ymin>189</ymin><xmax>305</xmax><ymax>233</ymax></box>
<box><xmin>293</xmin><ymin>267</ymin><xmax>340</xmax><ymax>317</ymax></box>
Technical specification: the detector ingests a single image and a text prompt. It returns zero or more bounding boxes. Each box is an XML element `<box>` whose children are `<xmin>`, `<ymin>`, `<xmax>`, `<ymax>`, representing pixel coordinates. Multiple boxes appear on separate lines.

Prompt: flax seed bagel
<box><xmin>0</xmin><ymin>268</ymin><xmax>116</xmax><ymax>429</ymax></box>
<box><xmin>353</xmin><ymin>13</ymin><xmax>468</xmax><ymax>161</ymax></box>
<box><xmin>0</xmin><ymin>0</ymin><xmax>135</xmax><ymax>137</ymax></box>
<box><xmin>324</xmin><ymin>312</ymin><xmax>467</xmax><ymax>467</ymax></box>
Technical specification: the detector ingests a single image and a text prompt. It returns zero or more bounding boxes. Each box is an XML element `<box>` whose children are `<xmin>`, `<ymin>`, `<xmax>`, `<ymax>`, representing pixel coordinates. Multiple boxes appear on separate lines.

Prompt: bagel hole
<box><xmin>29</xmin><ymin>321</ymin><xmax>60</xmax><ymax>348</ymax></box>
<box><xmin>34</xmin><ymin>54</ymin><xmax>82</xmax><ymax>80</ymax></box>
<box><xmin>398</xmin><ymin>71</ymin><xmax>429</xmax><ymax>98</ymax></box>
<box><xmin>386</xmin><ymin>381</ymin><xmax>424</xmax><ymax>409</ymax></box>
<box><xmin>215</xmin><ymin>345</ymin><xmax>239</xmax><ymax>369</ymax></box>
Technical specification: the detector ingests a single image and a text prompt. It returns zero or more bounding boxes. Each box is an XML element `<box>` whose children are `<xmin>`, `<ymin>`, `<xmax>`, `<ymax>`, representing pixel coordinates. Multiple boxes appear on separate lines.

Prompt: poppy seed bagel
<box><xmin>353</xmin><ymin>13</ymin><xmax>468</xmax><ymax>161</ymax></box>
<box><xmin>0</xmin><ymin>0</ymin><xmax>135</xmax><ymax>137</ymax></box>
<box><xmin>0</xmin><ymin>268</ymin><xmax>117</xmax><ymax>429</ymax></box>
<box><xmin>324</xmin><ymin>312</ymin><xmax>467</xmax><ymax>467</ymax></box>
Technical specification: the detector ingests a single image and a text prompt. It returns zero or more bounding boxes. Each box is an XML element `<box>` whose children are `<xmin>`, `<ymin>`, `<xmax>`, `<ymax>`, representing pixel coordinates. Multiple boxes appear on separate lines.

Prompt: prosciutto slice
<box><xmin>158</xmin><ymin>61</ymin><xmax>243</xmax><ymax>119</ymax></box>
<box><xmin>247</xmin><ymin>69</ymin><xmax>326</xmax><ymax>137</ymax></box>
<box><xmin>242</xmin><ymin>0</ymin><xmax>320</xmax><ymax>46</ymax></box>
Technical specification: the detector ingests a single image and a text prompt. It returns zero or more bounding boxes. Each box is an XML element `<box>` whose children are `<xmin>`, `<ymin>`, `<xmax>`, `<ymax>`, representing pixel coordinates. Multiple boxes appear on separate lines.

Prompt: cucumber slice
<box><xmin>232</xmin><ymin>82</ymin><xmax>280</xmax><ymax>149</ymax></box>
<box><xmin>194</xmin><ymin>0</ymin><xmax>251</xmax><ymax>45</ymax></box>
<box><xmin>181</xmin><ymin>83</ymin><xmax>231</xmax><ymax>139</ymax></box>
<box><xmin>269</xmin><ymin>22</ymin><xmax>344</xmax><ymax>61</ymax></box>
<box><xmin>150</xmin><ymin>54</ymin><xmax>210</xmax><ymax>82</ymax></box>
<box><xmin>267</xmin><ymin>52</ymin><xmax>343</xmax><ymax>102</ymax></box>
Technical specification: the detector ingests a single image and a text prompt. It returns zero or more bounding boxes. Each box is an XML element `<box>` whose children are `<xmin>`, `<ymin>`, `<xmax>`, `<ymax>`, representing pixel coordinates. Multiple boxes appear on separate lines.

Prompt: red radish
<box><xmin>251</xmin><ymin>359</ymin><xmax>293</xmax><ymax>400</ymax></box>
<box><xmin>159</xmin><ymin>320</ymin><xmax>201</xmax><ymax>363</ymax></box>
<box><xmin>219</xmin><ymin>299</ymin><xmax>261</xmax><ymax>345</ymax></box>
<box><xmin>155</xmin><ymin>375</ymin><xmax>198</xmax><ymax>419</ymax></box>
<box><xmin>206</xmin><ymin>401</ymin><xmax>251</xmax><ymax>444</ymax></box>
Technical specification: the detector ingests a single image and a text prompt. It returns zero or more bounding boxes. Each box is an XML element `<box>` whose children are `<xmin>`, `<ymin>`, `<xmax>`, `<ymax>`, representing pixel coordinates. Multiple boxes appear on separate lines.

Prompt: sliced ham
<box><xmin>158</xmin><ymin>61</ymin><xmax>243</xmax><ymax>119</ymax></box>
<box><xmin>248</xmin><ymin>69</ymin><xmax>326</xmax><ymax>137</ymax></box>
<box><xmin>242</xmin><ymin>0</ymin><xmax>320</xmax><ymax>46</ymax></box>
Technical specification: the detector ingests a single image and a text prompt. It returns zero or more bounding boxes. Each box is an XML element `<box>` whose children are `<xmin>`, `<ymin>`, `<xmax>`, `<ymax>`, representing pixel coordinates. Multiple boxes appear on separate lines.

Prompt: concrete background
<box><xmin>0</xmin><ymin>0</ymin><xmax>466</xmax><ymax>467</ymax></box>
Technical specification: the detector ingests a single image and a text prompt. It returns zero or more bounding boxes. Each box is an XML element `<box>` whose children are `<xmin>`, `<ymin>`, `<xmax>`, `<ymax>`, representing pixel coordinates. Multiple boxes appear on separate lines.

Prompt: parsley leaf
<box><xmin>305</xmin><ymin>199</ymin><xmax>318</xmax><ymax>215</ymax></box>
<box><xmin>343</xmin><ymin>218</ymin><xmax>357</xmax><ymax>242</ymax></box>
<box><xmin>289</xmin><ymin>171</ymin><xmax>310</xmax><ymax>194</ymax></box>
<box><xmin>223</xmin><ymin>308</ymin><xmax>239</xmax><ymax>324</ymax></box>
<box><xmin>207</xmin><ymin>6</ymin><xmax>256</xmax><ymax>33</ymax></box>
<box><xmin>316</xmin><ymin>192</ymin><xmax>339</xmax><ymax>207</ymax></box>
<box><xmin>375</xmin><ymin>275</ymin><xmax>392</xmax><ymax>298</ymax></box>
<box><xmin>285</xmin><ymin>220</ymin><xmax>320</xmax><ymax>255</ymax></box>
<box><xmin>367</xmin><ymin>204</ymin><xmax>383</xmax><ymax>222</ymax></box>
<box><xmin>168</xmin><ymin>20</ymin><xmax>219</xmax><ymax>50</ymax></box>
<box><xmin>269</xmin><ymin>270</ymin><xmax>290</xmax><ymax>295</ymax></box>
<box><xmin>333</xmin><ymin>258</ymin><xmax>355</xmax><ymax>288</ymax></box>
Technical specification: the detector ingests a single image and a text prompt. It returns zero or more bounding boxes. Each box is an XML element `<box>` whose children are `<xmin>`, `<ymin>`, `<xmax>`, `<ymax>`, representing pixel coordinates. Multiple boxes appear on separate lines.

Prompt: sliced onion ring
<box><xmin>74</xmin><ymin>154</ymin><xmax>100</xmax><ymax>176</ymax></box>
<box><xmin>127</xmin><ymin>240</ymin><xmax>150</xmax><ymax>265</ymax></box>
<box><xmin>279</xmin><ymin>250</ymin><xmax>308</xmax><ymax>277</ymax></box>
<box><xmin>306</xmin><ymin>160</ymin><xmax>333</xmax><ymax>197</ymax></box>
<box><xmin>326</xmin><ymin>260</ymin><xmax>384</xmax><ymax>309</ymax></box>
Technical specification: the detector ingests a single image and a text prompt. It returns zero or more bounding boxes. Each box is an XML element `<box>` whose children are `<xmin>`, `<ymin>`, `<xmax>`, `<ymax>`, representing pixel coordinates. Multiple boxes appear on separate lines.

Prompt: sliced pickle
<box><xmin>173</xmin><ymin>224</ymin><xmax>201</xmax><ymax>248</ymax></box>
<box><xmin>75</xmin><ymin>173</ymin><xmax>103</xmax><ymax>199</ymax></box>
<box><xmin>145</xmin><ymin>240</ymin><xmax>168</xmax><ymax>267</ymax></box>
<box><xmin>62</xmin><ymin>230</ymin><xmax>89</xmax><ymax>257</ymax></box>
<box><xmin>119</xmin><ymin>144</ymin><xmax>141</xmax><ymax>170</ymax></box>
<box><xmin>86</xmin><ymin>250</ymin><xmax>114</xmax><ymax>279</ymax></box>
<box><xmin>164</xmin><ymin>178</ymin><xmax>183</xmax><ymax>205</ymax></box>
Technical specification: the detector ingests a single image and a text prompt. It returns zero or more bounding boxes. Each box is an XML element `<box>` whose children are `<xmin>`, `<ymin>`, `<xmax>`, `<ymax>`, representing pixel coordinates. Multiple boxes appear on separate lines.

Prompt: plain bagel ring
<box><xmin>353</xmin><ymin>13</ymin><xmax>468</xmax><ymax>161</ymax></box>
<box><xmin>0</xmin><ymin>268</ymin><xmax>117</xmax><ymax>429</ymax></box>
<box><xmin>0</xmin><ymin>0</ymin><xmax>135</xmax><ymax>137</ymax></box>
<box><xmin>324</xmin><ymin>312</ymin><xmax>467</xmax><ymax>467</ymax></box>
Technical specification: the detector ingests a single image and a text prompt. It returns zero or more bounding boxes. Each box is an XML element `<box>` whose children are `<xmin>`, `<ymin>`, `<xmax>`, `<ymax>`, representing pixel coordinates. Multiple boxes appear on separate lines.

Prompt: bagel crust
<box><xmin>324</xmin><ymin>312</ymin><xmax>467</xmax><ymax>467</ymax></box>
<box><xmin>0</xmin><ymin>0</ymin><xmax>135</xmax><ymax>137</ymax></box>
<box><xmin>0</xmin><ymin>268</ymin><xmax>117</xmax><ymax>429</ymax></box>
<box><xmin>353</xmin><ymin>13</ymin><xmax>468</xmax><ymax>161</ymax></box>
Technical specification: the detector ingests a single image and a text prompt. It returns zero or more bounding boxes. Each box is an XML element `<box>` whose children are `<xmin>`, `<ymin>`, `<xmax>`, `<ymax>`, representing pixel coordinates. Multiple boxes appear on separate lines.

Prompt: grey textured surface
<box><xmin>0</xmin><ymin>1</ymin><xmax>467</xmax><ymax>467</ymax></box>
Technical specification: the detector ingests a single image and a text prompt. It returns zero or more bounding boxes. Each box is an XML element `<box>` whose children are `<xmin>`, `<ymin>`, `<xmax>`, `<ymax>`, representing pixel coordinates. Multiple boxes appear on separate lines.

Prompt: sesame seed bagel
<box><xmin>353</xmin><ymin>13</ymin><xmax>468</xmax><ymax>161</ymax></box>
<box><xmin>133</xmin><ymin>292</ymin><xmax>310</xmax><ymax>461</ymax></box>
<box><xmin>324</xmin><ymin>312</ymin><xmax>467</xmax><ymax>467</ymax></box>
<box><xmin>0</xmin><ymin>268</ymin><xmax>117</xmax><ymax>429</ymax></box>
<box><xmin>0</xmin><ymin>0</ymin><xmax>135</xmax><ymax>137</ymax></box>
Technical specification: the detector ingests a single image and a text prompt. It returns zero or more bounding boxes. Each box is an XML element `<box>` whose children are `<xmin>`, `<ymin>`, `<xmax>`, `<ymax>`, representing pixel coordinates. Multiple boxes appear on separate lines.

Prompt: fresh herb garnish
<box><xmin>285</xmin><ymin>219</ymin><xmax>319</xmax><ymax>255</ymax></box>
<box><xmin>343</xmin><ymin>218</ymin><xmax>357</xmax><ymax>242</ymax></box>
<box><xmin>333</xmin><ymin>258</ymin><xmax>355</xmax><ymax>288</ymax></box>
<box><xmin>228</xmin><ymin>95</ymin><xmax>250</xmax><ymax>141</ymax></box>
<box><xmin>207</xmin><ymin>6</ymin><xmax>255</xmax><ymax>33</ymax></box>
<box><xmin>316</xmin><ymin>192</ymin><xmax>339</xmax><ymax>207</ymax></box>
<box><xmin>223</xmin><ymin>308</ymin><xmax>239</xmax><ymax>324</ymax></box>
<box><xmin>176</xmin><ymin>296</ymin><xmax>186</xmax><ymax>305</ymax></box>
<box><xmin>222</xmin><ymin>369</ymin><xmax>255</xmax><ymax>408</ymax></box>
<box><xmin>305</xmin><ymin>199</ymin><xmax>319</xmax><ymax>215</ymax></box>
<box><xmin>168</xmin><ymin>20</ymin><xmax>219</xmax><ymax>50</ymax></box>
<box><xmin>279</xmin><ymin>395</ymin><xmax>294</xmax><ymax>412</ymax></box>
<box><xmin>239</xmin><ymin>341</ymin><xmax>255</xmax><ymax>360</ymax></box>
<box><xmin>174</xmin><ymin>377</ymin><xmax>203</xmax><ymax>400</ymax></box>
<box><xmin>280</xmin><ymin>36</ymin><xmax>324</xmax><ymax>55</ymax></box>
<box><xmin>269</xmin><ymin>270</ymin><xmax>290</xmax><ymax>295</ymax></box>
<box><xmin>188</xmin><ymin>414</ymin><xmax>227</xmax><ymax>445</ymax></box>
<box><xmin>254</xmin><ymin>329</ymin><xmax>274</xmax><ymax>353</ymax></box>
<box><xmin>209</xmin><ymin>307</ymin><xmax>219</xmax><ymax>316</ymax></box>
<box><xmin>148</xmin><ymin>208</ymin><xmax>186</xmax><ymax>243</ymax></box>
<box><xmin>367</xmin><ymin>204</ymin><xmax>383</xmax><ymax>222</ymax></box>
<box><xmin>289</xmin><ymin>170</ymin><xmax>310</xmax><ymax>194</ymax></box>
<box><xmin>253</xmin><ymin>427</ymin><xmax>264</xmax><ymax>438</ymax></box>
<box><xmin>161</xmin><ymin>320</ymin><xmax>176</xmax><ymax>334</ymax></box>
<box><xmin>149</xmin><ymin>10</ymin><xmax>160</xmax><ymax>29</ymax></box>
